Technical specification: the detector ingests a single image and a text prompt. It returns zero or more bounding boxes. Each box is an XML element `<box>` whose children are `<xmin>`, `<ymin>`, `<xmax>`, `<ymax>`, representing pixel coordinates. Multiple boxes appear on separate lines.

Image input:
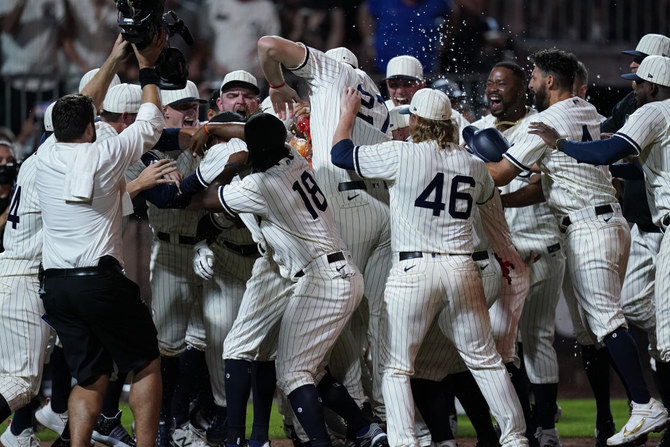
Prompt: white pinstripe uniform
<box><xmin>612</xmin><ymin>99</ymin><xmax>670</xmax><ymax>362</ymax></box>
<box><xmin>348</xmin><ymin>136</ymin><xmax>526</xmax><ymax>447</ymax></box>
<box><xmin>503</xmin><ymin>97</ymin><xmax>629</xmax><ymax>344</ymax></box>
<box><xmin>290</xmin><ymin>45</ymin><xmax>392</xmax><ymax>409</ymax></box>
<box><xmin>126</xmin><ymin>151</ymin><xmax>207</xmax><ymax>356</ymax></box>
<box><xmin>217</xmin><ymin>146</ymin><xmax>363</xmax><ymax>395</ymax></box>
<box><xmin>0</xmin><ymin>152</ymin><xmax>52</xmax><ymax>412</ymax></box>
<box><xmin>473</xmin><ymin>111</ymin><xmax>566</xmax><ymax>384</ymax></box>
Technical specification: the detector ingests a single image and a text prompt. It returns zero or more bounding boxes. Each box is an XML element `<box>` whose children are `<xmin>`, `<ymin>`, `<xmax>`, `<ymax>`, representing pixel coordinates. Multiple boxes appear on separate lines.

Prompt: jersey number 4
<box><xmin>356</xmin><ymin>85</ymin><xmax>390</xmax><ymax>134</ymax></box>
<box><xmin>415</xmin><ymin>174</ymin><xmax>475</xmax><ymax>219</ymax></box>
<box><xmin>7</xmin><ymin>185</ymin><xmax>21</xmax><ymax>229</ymax></box>
<box><xmin>293</xmin><ymin>171</ymin><xmax>328</xmax><ymax>219</ymax></box>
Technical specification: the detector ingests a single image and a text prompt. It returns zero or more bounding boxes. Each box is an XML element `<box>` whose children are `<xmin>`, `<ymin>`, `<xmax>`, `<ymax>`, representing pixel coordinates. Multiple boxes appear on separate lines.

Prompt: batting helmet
<box><xmin>462</xmin><ymin>125</ymin><xmax>510</xmax><ymax>162</ymax></box>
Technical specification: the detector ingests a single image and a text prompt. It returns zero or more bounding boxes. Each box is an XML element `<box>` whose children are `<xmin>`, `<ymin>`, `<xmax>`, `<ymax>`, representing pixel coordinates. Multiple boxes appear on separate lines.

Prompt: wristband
<box><xmin>225</xmin><ymin>162</ymin><xmax>241</xmax><ymax>173</ymax></box>
<box><xmin>139</xmin><ymin>68</ymin><xmax>160</xmax><ymax>88</ymax></box>
<box><xmin>555</xmin><ymin>138</ymin><xmax>566</xmax><ymax>151</ymax></box>
<box><xmin>203</xmin><ymin>124</ymin><xmax>210</xmax><ymax>135</ymax></box>
<box><xmin>269</xmin><ymin>81</ymin><xmax>286</xmax><ymax>89</ymax></box>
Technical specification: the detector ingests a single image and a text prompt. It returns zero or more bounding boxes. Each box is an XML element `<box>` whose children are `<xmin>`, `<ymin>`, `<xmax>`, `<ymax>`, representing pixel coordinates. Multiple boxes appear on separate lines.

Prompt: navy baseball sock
<box><xmin>172</xmin><ymin>346</ymin><xmax>209</xmax><ymax>427</ymax></box>
<box><xmin>10</xmin><ymin>401</ymin><xmax>36</xmax><ymax>435</ymax></box>
<box><xmin>288</xmin><ymin>384</ymin><xmax>330</xmax><ymax>447</ymax></box>
<box><xmin>654</xmin><ymin>360</ymin><xmax>670</xmax><ymax>409</ymax></box>
<box><xmin>316</xmin><ymin>371</ymin><xmax>369</xmax><ymax>437</ymax></box>
<box><xmin>160</xmin><ymin>355</ymin><xmax>180</xmax><ymax>422</ymax></box>
<box><xmin>410</xmin><ymin>378</ymin><xmax>454</xmax><ymax>442</ymax></box>
<box><xmin>580</xmin><ymin>344</ymin><xmax>614</xmax><ymax>427</ymax></box>
<box><xmin>505</xmin><ymin>363</ymin><xmax>535</xmax><ymax>437</ymax></box>
<box><xmin>0</xmin><ymin>393</ymin><xmax>10</xmax><ymax>424</ymax></box>
<box><xmin>531</xmin><ymin>383</ymin><xmax>558</xmax><ymax>429</ymax></box>
<box><xmin>604</xmin><ymin>327</ymin><xmax>651</xmax><ymax>404</ymax></box>
<box><xmin>101</xmin><ymin>372</ymin><xmax>127</xmax><ymax>418</ymax></box>
<box><xmin>447</xmin><ymin>371</ymin><xmax>498</xmax><ymax>446</ymax></box>
<box><xmin>250</xmin><ymin>361</ymin><xmax>276</xmax><ymax>444</ymax></box>
<box><xmin>225</xmin><ymin>359</ymin><xmax>252</xmax><ymax>445</ymax></box>
<box><xmin>50</xmin><ymin>346</ymin><xmax>72</xmax><ymax>414</ymax></box>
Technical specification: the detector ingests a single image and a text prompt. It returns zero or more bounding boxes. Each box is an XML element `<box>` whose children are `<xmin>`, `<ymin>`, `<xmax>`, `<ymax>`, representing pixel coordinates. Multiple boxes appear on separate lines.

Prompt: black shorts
<box><xmin>42</xmin><ymin>257</ymin><xmax>159</xmax><ymax>385</ymax></box>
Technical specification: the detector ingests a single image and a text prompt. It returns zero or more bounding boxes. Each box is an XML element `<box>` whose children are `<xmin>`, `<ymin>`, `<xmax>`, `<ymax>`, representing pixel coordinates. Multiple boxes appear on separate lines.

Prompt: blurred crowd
<box><xmin>0</xmin><ymin>0</ymin><xmax>519</xmax><ymax>161</ymax></box>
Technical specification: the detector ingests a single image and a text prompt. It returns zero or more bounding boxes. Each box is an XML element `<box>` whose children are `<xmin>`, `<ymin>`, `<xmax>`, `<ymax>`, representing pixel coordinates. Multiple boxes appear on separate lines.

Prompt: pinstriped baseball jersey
<box><xmin>351</xmin><ymin>140</ymin><xmax>494</xmax><ymax>254</ymax></box>
<box><xmin>218</xmin><ymin>148</ymin><xmax>347</xmax><ymax>279</ymax></box>
<box><xmin>126</xmin><ymin>150</ymin><xmax>206</xmax><ymax>236</ymax></box>
<box><xmin>96</xmin><ymin>120</ymin><xmax>120</xmax><ymax>142</ymax></box>
<box><xmin>472</xmin><ymin>110</ymin><xmax>562</xmax><ymax>248</ymax></box>
<box><xmin>614</xmin><ymin>100</ymin><xmax>670</xmax><ymax>226</ymax></box>
<box><xmin>503</xmin><ymin>97</ymin><xmax>617</xmax><ymax>214</ymax></box>
<box><xmin>291</xmin><ymin>45</ymin><xmax>391</xmax><ymax>189</ymax></box>
<box><xmin>0</xmin><ymin>153</ymin><xmax>43</xmax><ymax>276</ymax></box>
<box><xmin>196</xmin><ymin>138</ymin><xmax>248</xmax><ymax>187</ymax></box>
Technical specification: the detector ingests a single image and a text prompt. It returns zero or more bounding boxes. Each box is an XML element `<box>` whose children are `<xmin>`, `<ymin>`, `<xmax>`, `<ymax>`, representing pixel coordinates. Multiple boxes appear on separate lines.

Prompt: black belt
<box><xmin>637</xmin><ymin>223</ymin><xmax>661</xmax><ymax>233</ymax></box>
<box><xmin>44</xmin><ymin>256</ymin><xmax>123</xmax><ymax>278</ymax></box>
<box><xmin>295</xmin><ymin>251</ymin><xmax>346</xmax><ymax>277</ymax></box>
<box><xmin>472</xmin><ymin>250</ymin><xmax>489</xmax><ymax>262</ymax></box>
<box><xmin>338</xmin><ymin>181</ymin><xmax>367</xmax><ymax>192</ymax></box>
<box><xmin>223</xmin><ymin>240</ymin><xmax>260</xmax><ymax>257</ymax></box>
<box><xmin>547</xmin><ymin>243</ymin><xmax>561</xmax><ymax>253</ymax></box>
<box><xmin>157</xmin><ymin>232</ymin><xmax>197</xmax><ymax>245</ymax></box>
<box><xmin>561</xmin><ymin>204</ymin><xmax>614</xmax><ymax>228</ymax></box>
<box><xmin>399</xmin><ymin>252</ymin><xmax>443</xmax><ymax>261</ymax></box>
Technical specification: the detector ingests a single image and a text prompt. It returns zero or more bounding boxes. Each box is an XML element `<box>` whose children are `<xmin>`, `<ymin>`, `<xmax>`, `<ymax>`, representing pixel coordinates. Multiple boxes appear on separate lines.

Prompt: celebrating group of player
<box><xmin>1</xmin><ymin>26</ymin><xmax>670</xmax><ymax>447</ymax></box>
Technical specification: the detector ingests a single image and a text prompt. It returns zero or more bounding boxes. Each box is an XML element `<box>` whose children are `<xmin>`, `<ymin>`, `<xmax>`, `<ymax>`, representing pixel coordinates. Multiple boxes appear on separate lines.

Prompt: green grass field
<box><xmin>1</xmin><ymin>399</ymin><xmax>660</xmax><ymax>442</ymax></box>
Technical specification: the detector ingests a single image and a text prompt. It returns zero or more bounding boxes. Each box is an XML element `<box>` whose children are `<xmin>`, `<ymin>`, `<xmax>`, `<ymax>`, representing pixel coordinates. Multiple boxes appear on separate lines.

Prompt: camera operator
<box><xmin>35</xmin><ymin>31</ymin><xmax>166</xmax><ymax>447</ymax></box>
<box><xmin>0</xmin><ymin>140</ymin><xmax>18</xmax><ymax>252</ymax></box>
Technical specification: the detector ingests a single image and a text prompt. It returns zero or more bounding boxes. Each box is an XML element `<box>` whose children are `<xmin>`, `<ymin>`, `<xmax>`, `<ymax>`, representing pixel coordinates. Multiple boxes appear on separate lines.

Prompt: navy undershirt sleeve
<box><xmin>558</xmin><ymin>136</ymin><xmax>637</xmax><ymax>165</ymax></box>
<box><xmin>331</xmin><ymin>139</ymin><xmax>356</xmax><ymax>170</ymax></box>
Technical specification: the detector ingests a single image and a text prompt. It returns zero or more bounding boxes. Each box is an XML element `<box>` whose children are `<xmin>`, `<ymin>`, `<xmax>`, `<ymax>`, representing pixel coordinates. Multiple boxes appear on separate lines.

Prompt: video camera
<box><xmin>116</xmin><ymin>0</ymin><xmax>194</xmax><ymax>90</ymax></box>
<box><xmin>0</xmin><ymin>163</ymin><xmax>20</xmax><ymax>186</ymax></box>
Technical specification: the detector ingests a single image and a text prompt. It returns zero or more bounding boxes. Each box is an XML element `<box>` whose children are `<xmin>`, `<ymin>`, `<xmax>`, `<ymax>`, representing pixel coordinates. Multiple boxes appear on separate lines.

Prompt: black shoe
<box><xmin>204</xmin><ymin>406</ymin><xmax>227</xmax><ymax>446</ymax></box>
<box><xmin>92</xmin><ymin>410</ymin><xmax>136</xmax><ymax>447</ymax></box>
<box><xmin>659</xmin><ymin>429</ymin><xmax>670</xmax><ymax>447</ymax></box>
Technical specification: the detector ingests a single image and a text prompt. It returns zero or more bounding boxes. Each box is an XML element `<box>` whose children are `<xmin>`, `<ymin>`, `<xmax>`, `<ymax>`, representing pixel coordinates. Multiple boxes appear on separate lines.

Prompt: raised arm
<box><xmin>331</xmin><ymin>87</ymin><xmax>362</xmax><ymax>171</ymax></box>
<box><xmin>80</xmin><ymin>35</ymin><xmax>131</xmax><ymax>112</ymax></box>
<box><xmin>257</xmin><ymin>35</ymin><xmax>304</xmax><ymax>119</ymax></box>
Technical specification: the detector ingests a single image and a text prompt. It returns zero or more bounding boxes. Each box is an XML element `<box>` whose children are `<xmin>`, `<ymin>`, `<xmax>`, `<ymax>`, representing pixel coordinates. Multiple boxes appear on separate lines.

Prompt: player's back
<box><xmin>242</xmin><ymin>149</ymin><xmax>347</xmax><ymax>278</ymax></box>
<box><xmin>0</xmin><ymin>153</ymin><xmax>43</xmax><ymax>276</ymax></box>
<box><xmin>293</xmin><ymin>46</ymin><xmax>390</xmax><ymax>188</ymax></box>
<box><xmin>389</xmin><ymin>141</ymin><xmax>494</xmax><ymax>255</ymax></box>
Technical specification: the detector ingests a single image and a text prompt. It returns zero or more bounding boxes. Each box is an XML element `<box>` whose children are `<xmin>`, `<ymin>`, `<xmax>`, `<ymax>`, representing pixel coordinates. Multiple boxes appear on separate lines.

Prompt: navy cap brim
<box><xmin>462</xmin><ymin>125</ymin><xmax>479</xmax><ymax>147</ymax></box>
<box><xmin>621</xmin><ymin>72</ymin><xmax>643</xmax><ymax>82</ymax></box>
<box><xmin>384</xmin><ymin>75</ymin><xmax>422</xmax><ymax>82</ymax></box>
<box><xmin>220</xmin><ymin>81</ymin><xmax>260</xmax><ymax>95</ymax></box>
<box><xmin>621</xmin><ymin>50</ymin><xmax>647</xmax><ymax>57</ymax></box>
<box><xmin>398</xmin><ymin>106</ymin><xmax>411</xmax><ymax>115</ymax></box>
<box><xmin>168</xmin><ymin>97</ymin><xmax>208</xmax><ymax>107</ymax></box>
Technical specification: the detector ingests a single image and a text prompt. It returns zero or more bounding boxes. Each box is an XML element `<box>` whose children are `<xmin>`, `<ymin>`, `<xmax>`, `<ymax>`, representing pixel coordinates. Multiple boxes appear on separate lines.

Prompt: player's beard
<box><xmin>533</xmin><ymin>84</ymin><xmax>549</xmax><ymax>112</ymax></box>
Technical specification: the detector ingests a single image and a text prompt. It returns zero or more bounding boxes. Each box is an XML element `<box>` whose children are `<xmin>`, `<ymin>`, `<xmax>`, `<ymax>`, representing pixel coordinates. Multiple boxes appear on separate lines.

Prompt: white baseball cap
<box><xmin>622</xmin><ymin>55</ymin><xmax>670</xmax><ymax>87</ymax></box>
<box><xmin>399</xmin><ymin>88</ymin><xmax>451</xmax><ymax>121</ymax></box>
<box><xmin>162</xmin><ymin>80</ymin><xmax>207</xmax><ymax>107</ymax></box>
<box><xmin>44</xmin><ymin>101</ymin><xmax>56</xmax><ymax>132</ymax></box>
<box><xmin>325</xmin><ymin>47</ymin><xmax>358</xmax><ymax>69</ymax></box>
<box><xmin>384</xmin><ymin>55</ymin><xmax>423</xmax><ymax>82</ymax></box>
<box><xmin>102</xmin><ymin>83</ymin><xmax>142</xmax><ymax>113</ymax></box>
<box><xmin>78</xmin><ymin>68</ymin><xmax>121</xmax><ymax>93</ymax></box>
<box><xmin>220</xmin><ymin>70</ymin><xmax>260</xmax><ymax>95</ymax></box>
<box><xmin>622</xmin><ymin>33</ymin><xmax>670</xmax><ymax>58</ymax></box>
<box><xmin>388</xmin><ymin>105</ymin><xmax>409</xmax><ymax>131</ymax></box>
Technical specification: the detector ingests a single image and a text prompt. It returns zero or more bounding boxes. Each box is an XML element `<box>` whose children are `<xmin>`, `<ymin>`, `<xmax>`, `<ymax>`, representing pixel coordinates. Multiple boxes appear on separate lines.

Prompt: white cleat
<box><xmin>0</xmin><ymin>425</ymin><xmax>40</xmax><ymax>447</ymax></box>
<box><xmin>169</xmin><ymin>423</ymin><xmax>210</xmax><ymax>447</ymax></box>
<box><xmin>35</xmin><ymin>401</ymin><xmax>68</xmax><ymax>435</ymax></box>
<box><xmin>607</xmin><ymin>398</ymin><xmax>669</xmax><ymax>446</ymax></box>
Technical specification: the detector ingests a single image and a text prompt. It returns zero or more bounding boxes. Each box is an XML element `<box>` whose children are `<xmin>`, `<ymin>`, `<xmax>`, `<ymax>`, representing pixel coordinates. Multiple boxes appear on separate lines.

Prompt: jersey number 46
<box><xmin>415</xmin><ymin>174</ymin><xmax>475</xmax><ymax>219</ymax></box>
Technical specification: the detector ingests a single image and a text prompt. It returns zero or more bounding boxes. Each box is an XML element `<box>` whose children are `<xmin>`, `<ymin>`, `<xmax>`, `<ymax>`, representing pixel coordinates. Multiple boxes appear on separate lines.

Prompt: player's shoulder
<box><xmin>470</xmin><ymin>114</ymin><xmax>495</xmax><ymax>129</ymax></box>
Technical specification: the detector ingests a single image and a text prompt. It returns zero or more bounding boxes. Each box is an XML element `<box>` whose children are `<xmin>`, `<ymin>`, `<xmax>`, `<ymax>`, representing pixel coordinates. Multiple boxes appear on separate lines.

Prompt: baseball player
<box><xmin>332</xmin><ymin>87</ymin><xmax>528</xmax><ymax>447</ymax></box>
<box><xmin>486</xmin><ymin>48</ymin><xmax>666</xmax><ymax>446</ymax></box>
<box><xmin>0</xmin><ymin>147</ymin><xmax>52</xmax><ymax>447</ymax></box>
<box><xmin>190</xmin><ymin>112</ymin><xmax>387</xmax><ymax>447</ymax></box>
<box><xmin>124</xmin><ymin>79</ymin><xmax>212</xmax><ymax>447</ymax></box>
<box><xmin>258</xmin><ymin>36</ymin><xmax>392</xmax><ymax>424</ymax></box>
<box><xmin>470</xmin><ymin>61</ymin><xmax>566</xmax><ymax>447</ymax></box>
<box><xmin>528</xmin><ymin>54</ymin><xmax>670</xmax><ymax>446</ymax></box>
